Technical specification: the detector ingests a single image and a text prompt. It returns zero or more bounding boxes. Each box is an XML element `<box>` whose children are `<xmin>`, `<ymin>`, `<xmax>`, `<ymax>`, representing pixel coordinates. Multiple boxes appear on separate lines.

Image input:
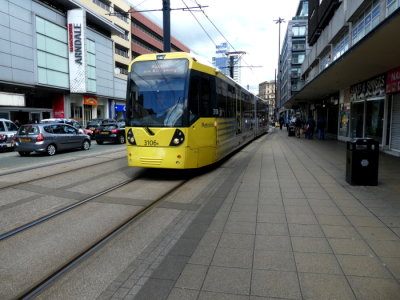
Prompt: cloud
<box><xmin>127</xmin><ymin>0</ymin><xmax>299</xmax><ymax>93</ymax></box>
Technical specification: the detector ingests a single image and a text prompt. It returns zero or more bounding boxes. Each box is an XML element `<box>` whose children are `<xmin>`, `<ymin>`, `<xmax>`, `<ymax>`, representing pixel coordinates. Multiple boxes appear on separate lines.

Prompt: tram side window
<box><xmin>227</xmin><ymin>85</ymin><xmax>235</xmax><ymax>118</ymax></box>
<box><xmin>188</xmin><ymin>75</ymin><xmax>200</xmax><ymax>119</ymax></box>
<box><xmin>189</xmin><ymin>74</ymin><xmax>212</xmax><ymax>119</ymax></box>
<box><xmin>216</xmin><ymin>79</ymin><xmax>227</xmax><ymax>117</ymax></box>
<box><xmin>199</xmin><ymin>77</ymin><xmax>211</xmax><ymax>117</ymax></box>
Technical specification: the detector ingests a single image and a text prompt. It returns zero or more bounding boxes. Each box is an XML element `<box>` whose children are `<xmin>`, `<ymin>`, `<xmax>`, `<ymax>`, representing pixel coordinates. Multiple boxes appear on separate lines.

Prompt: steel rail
<box><xmin>19</xmin><ymin>179</ymin><xmax>189</xmax><ymax>300</ymax></box>
<box><xmin>0</xmin><ymin>177</ymin><xmax>137</xmax><ymax>241</ymax></box>
<box><xmin>0</xmin><ymin>154</ymin><xmax>126</xmax><ymax>190</ymax></box>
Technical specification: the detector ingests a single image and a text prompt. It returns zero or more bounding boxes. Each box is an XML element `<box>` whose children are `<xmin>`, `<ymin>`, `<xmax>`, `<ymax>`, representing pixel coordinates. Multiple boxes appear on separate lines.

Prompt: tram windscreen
<box><xmin>126</xmin><ymin>59</ymin><xmax>189</xmax><ymax>127</ymax></box>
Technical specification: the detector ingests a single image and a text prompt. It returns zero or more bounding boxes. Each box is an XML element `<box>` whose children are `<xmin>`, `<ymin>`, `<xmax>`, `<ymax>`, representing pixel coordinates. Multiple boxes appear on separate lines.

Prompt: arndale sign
<box><xmin>67</xmin><ymin>9</ymin><xmax>87</xmax><ymax>93</ymax></box>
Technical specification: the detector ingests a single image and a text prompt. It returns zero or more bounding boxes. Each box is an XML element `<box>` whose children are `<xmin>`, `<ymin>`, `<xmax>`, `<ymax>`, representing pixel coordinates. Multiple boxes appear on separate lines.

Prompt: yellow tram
<box><xmin>125</xmin><ymin>52</ymin><xmax>269</xmax><ymax>169</ymax></box>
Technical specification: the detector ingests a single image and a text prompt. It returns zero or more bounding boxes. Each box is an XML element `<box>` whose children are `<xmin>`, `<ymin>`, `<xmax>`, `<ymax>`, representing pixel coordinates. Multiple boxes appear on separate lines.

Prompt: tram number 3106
<box><xmin>144</xmin><ymin>140</ymin><xmax>159</xmax><ymax>146</ymax></box>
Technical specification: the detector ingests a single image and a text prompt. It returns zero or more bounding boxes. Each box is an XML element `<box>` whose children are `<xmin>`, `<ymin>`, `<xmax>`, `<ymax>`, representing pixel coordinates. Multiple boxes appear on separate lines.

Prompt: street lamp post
<box><xmin>162</xmin><ymin>0</ymin><xmax>171</xmax><ymax>52</ymax></box>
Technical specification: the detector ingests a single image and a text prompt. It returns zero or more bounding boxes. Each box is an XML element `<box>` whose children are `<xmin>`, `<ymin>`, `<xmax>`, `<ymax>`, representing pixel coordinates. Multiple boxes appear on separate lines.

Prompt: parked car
<box><xmin>41</xmin><ymin>118</ymin><xmax>92</xmax><ymax>135</ymax></box>
<box><xmin>14</xmin><ymin>123</ymin><xmax>91</xmax><ymax>156</ymax></box>
<box><xmin>95</xmin><ymin>123</ymin><xmax>125</xmax><ymax>145</ymax></box>
<box><xmin>86</xmin><ymin>118</ymin><xmax>116</xmax><ymax>139</ymax></box>
<box><xmin>0</xmin><ymin>118</ymin><xmax>19</xmax><ymax>151</ymax></box>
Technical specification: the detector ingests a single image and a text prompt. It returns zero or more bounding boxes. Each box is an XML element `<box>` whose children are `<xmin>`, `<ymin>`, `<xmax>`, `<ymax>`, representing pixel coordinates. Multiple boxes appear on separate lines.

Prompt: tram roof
<box><xmin>128</xmin><ymin>52</ymin><xmax>262</xmax><ymax>100</ymax></box>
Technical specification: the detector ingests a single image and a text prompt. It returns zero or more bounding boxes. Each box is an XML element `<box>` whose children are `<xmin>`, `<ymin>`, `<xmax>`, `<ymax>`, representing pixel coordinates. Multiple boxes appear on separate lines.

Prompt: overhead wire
<box><xmin>180</xmin><ymin>0</ymin><xmax>218</xmax><ymax>48</ymax></box>
<box><xmin>191</xmin><ymin>0</ymin><xmax>261</xmax><ymax>86</ymax></box>
<box><xmin>131</xmin><ymin>0</ymin><xmax>261</xmax><ymax>87</ymax></box>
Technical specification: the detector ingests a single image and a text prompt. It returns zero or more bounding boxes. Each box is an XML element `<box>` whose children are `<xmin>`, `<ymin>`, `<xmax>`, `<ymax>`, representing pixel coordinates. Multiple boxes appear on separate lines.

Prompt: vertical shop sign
<box><xmin>53</xmin><ymin>94</ymin><xmax>65</xmax><ymax>118</ymax></box>
<box><xmin>67</xmin><ymin>9</ymin><xmax>87</xmax><ymax>93</ymax></box>
<box><xmin>386</xmin><ymin>67</ymin><xmax>400</xmax><ymax>94</ymax></box>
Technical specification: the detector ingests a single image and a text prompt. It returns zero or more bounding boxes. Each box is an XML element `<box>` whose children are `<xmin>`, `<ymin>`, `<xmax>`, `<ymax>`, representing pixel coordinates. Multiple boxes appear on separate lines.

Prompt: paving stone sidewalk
<box><xmin>115</xmin><ymin>129</ymin><xmax>400</xmax><ymax>300</ymax></box>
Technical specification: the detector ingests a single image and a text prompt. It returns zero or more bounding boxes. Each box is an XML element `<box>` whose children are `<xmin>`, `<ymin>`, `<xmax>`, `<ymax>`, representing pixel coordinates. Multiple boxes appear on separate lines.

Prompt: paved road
<box><xmin>0</xmin><ymin>143</ymin><xmax>126</xmax><ymax>172</ymax></box>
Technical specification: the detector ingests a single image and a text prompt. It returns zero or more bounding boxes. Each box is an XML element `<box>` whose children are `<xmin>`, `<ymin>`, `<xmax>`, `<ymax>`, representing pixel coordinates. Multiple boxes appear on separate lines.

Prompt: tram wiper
<box><xmin>145</xmin><ymin>127</ymin><xmax>155</xmax><ymax>136</ymax></box>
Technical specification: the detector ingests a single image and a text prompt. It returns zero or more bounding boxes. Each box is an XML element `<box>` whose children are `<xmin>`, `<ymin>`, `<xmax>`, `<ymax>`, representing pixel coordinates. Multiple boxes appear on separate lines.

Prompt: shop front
<box><xmin>114</xmin><ymin>104</ymin><xmax>126</xmax><ymax>121</ymax></box>
<box><xmin>0</xmin><ymin>91</ymin><xmax>62</xmax><ymax>124</ymax></box>
<box><xmin>338</xmin><ymin>88</ymin><xmax>351</xmax><ymax>140</ymax></box>
<box><xmin>68</xmin><ymin>94</ymin><xmax>111</xmax><ymax>126</ymax></box>
<box><xmin>386</xmin><ymin>67</ymin><xmax>400</xmax><ymax>153</ymax></box>
<box><xmin>349</xmin><ymin>74</ymin><xmax>386</xmax><ymax>144</ymax></box>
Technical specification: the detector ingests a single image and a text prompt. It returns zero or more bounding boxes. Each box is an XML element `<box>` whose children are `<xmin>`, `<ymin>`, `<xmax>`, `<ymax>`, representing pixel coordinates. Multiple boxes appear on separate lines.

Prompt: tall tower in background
<box><xmin>212</xmin><ymin>42</ymin><xmax>242</xmax><ymax>83</ymax></box>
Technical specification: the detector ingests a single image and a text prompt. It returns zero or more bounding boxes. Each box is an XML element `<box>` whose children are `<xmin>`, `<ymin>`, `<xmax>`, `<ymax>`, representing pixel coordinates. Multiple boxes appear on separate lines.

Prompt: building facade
<box><xmin>283</xmin><ymin>0</ymin><xmax>400</xmax><ymax>155</ymax></box>
<box><xmin>278</xmin><ymin>0</ymin><xmax>309</xmax><ymax>110</ymax></box>
<box><xmin>0</xmin><ymin>0</ymin><xmax>189</xmax><ymax>125</ymax></box>
<box><xmin>130</xmin><ymin>6</ymin><xmax>189</xmax><ymax>58</ymax></box>
<box><xmin>212</xmin><ymin>42</ymin><xmax>242</xmax><ymax>83</ymax></box>
<box><xmin>258</xmin><ymin>80</ymin><xmax>276</xmax><ymax>119</ymax></box>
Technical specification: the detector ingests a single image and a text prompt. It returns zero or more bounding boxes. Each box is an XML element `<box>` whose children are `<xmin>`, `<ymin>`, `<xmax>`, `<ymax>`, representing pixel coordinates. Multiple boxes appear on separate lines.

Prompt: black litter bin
<box><xmin>346</xmin><ymin>138</ymin><xmax>379</xmax><ymax>185</ymax></box>
<box><xmin>288</xmin><ymin>126</ymin><xmax>295</xmax><ymax>136</ymax></box>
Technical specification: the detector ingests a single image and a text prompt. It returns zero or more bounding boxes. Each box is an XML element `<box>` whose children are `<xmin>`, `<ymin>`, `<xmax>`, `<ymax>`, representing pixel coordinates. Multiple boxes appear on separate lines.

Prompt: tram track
<box><xmin>0</xmin><ymin>148</ymin><xmax>127</xmax><ymax>189</ymax></box>
<box><xmin>0</xmin><ymin>177</ymin><xmax>137</xmax><ymax>241</ymax></box>
<box><xmin>19</xmin><ymin>178</ymin><xmax>189</xmax><ymax>300</ymax></box>
<box><xmin>0</xmin><ymin>153</ymin><xmax>137</xmax><ymax>238</ymax></box>
<box><xmin>0</xmin><ymin>161</ymin><xmax>197</xmax><ymax>300</ymax></box>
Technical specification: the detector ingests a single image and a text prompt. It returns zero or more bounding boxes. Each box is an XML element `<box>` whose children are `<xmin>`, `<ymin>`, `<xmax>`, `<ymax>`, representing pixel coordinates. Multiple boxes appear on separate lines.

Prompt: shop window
<box><xmin>350</xmin><ymin>101</ymin><xmax>364</xmax><ymax>138</ymax></box>
<box><xmin>365</xmin><ymin>99</ymin><xmax>384</xmax><ymax>143</ymax></box>
<box><xmin>339</xmin><ymin>103</ymin><xmax>350</xmax><ymax>137</ymax></box>
<box><xmin>71</xmin><ymin>103</ymin><xmax>82</xmax><ymax>119</ymax></box>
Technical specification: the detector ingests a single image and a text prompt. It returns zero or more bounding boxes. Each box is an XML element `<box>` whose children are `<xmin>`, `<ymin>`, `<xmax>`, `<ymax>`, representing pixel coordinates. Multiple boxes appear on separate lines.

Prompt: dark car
<box><xmin>14</xmin><ymin>123</ymin><xmax>91</xmax><ymax>156</ymax></box>
<box><xmin>95</xmin><ymin>123</ymin><xmax>125</xmax><ymax>145</ymax></box>
<box><xmin>86</xmin><ymin>118</ymin><xmax>116</xmax><ymax>139</ymax></box>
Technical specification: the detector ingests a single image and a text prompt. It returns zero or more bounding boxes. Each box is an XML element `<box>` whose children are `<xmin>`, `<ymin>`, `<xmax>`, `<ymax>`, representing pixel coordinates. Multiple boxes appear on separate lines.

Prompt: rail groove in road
<box><xmin>0</xmin><ymin>178</ymin><xmax>136</xmax><ymax>241</ymax></box>
<box><xmin>18</xmin><ymin>178</ymin><xmax>189</xmax><ymax>300</ymax></box>
<box><xmin>0</xmin><ymin>152</ymin><xmax>126</xmax><ymax>189</ymax></box>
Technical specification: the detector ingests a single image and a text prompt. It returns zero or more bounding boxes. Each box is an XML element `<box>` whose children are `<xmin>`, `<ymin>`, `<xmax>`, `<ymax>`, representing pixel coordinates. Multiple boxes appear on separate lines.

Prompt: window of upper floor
<box><xmin>333</xmin><ymin>32</ymin><xmax>350</xmax><ymax>61</ymax></box>
<box><xmin>292</xmin><ymin>38</ymin><xmax>306</xmax><ymax>51</ymax></box>
<box><xmin>292</xmin><ymin>52</ymin><xmax>305</xmax><ymax>64</ymax></box>
<box><xmin>114</xmin><ymin>5</ymin><xmax>129</xmax><ymax>23</ymax></box>
<box><xmin>292</xmin><ymin>25</ymin><xmax>306</xmax><ymax>36</ymax></box>
<box><xmin>92</xmin><ymin>0</ymin><xmax>110</xmax><ymax>12</ymax></box>
<box><xmin>387</xmin><ymin>0</ymin><xmax>400</xmax><ymax>15</ymax></box>
<box><xmin>352</xmin><ymin>0</ymin><xmax>380</xmax><ymax>45</ymax></box>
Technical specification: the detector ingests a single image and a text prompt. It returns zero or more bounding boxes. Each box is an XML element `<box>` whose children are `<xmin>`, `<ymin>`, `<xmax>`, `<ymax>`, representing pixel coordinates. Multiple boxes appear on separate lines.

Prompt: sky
<box><xmin>126</xmin><ymin>0</ymin><xmax>301</xmax><ymax>94</ymax></box>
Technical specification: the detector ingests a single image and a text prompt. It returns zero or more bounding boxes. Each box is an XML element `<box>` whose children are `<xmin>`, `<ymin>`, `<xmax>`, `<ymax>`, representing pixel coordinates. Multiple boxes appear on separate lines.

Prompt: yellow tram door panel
<box><xmin>188</xmin><ymin>118</ymin><xmax>217</xmax><ymax>167</ymax></box>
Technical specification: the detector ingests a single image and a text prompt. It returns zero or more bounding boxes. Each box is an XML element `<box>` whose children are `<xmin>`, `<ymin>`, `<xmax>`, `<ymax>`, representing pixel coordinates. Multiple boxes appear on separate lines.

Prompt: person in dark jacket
<box><xmin>306</xmin><ymin>116</ymin><xmax>316</xmax><ymax>139</ymax></box>
<box><xmin>317</xmin><ymin>118</ymin><xmax>326</xmax><ymax>140</ymax></box>
<box><xmin>294</xmin><ymin>115</ymin><xmax>302</xmax><ymax>138</ymax></box>
<box><xmin>279</xmin><ymin>116</ymin><xmax>284</xmax><ymax>130</ymax></box>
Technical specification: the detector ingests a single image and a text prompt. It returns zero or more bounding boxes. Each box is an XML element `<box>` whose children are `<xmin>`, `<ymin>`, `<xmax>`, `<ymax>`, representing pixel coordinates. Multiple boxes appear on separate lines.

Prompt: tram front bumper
<box><xmin>127</xmin><ymin>146</ymin><xmax>198</xmax><ymax>169</ymax></box>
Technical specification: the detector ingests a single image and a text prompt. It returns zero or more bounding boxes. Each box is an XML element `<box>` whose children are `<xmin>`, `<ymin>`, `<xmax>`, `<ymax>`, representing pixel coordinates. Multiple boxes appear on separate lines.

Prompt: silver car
<box><xmin>14</xmin><ymin>123</ymin><xmax>91</xmax><ymax>156</ymax></box>
<box><xmin>0</xmin><ymin>118</ymin><xmax>19</xmax><ymax>151</ymax></box>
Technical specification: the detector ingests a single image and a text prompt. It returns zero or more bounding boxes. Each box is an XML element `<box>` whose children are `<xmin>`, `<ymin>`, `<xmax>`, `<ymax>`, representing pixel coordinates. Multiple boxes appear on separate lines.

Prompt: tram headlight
<box><xmin>127</xmin><ymin>128</ymin><xmax>136</xmax><ymax>145</ymax></box>
<box><xmin>169</xmin><ymin>129</ymin><xmax>184</xmax><ymax>146</ymax></box>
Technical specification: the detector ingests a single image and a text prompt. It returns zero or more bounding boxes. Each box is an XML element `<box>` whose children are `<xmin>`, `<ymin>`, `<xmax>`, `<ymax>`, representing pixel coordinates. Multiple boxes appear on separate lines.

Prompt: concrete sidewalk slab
<box><xmin>113</xmin><ymin>129</ymin><xmax>400</xmax><ymax>300</ymax></box>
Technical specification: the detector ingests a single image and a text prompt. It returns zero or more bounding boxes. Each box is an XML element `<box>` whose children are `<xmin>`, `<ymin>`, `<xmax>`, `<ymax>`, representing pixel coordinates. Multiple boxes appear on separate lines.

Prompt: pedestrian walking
<box><xmin>294</xmin><ymin>114</ymin><xmax>302</xmax><ymax>138</ymax></box>
<box><xmin>317</xmin><ymin>118</ymin><xmax>326</xmax><ymax>140</ymax></box>
<box><xmin>305</xmin><ymin>116</ymin><xmax>315</xmax><ymax>139</ymax></box>
<box><xmin>279</xmin><ymin>116</ymin><xmax>284</xmax><ymax>130</ymax></box>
